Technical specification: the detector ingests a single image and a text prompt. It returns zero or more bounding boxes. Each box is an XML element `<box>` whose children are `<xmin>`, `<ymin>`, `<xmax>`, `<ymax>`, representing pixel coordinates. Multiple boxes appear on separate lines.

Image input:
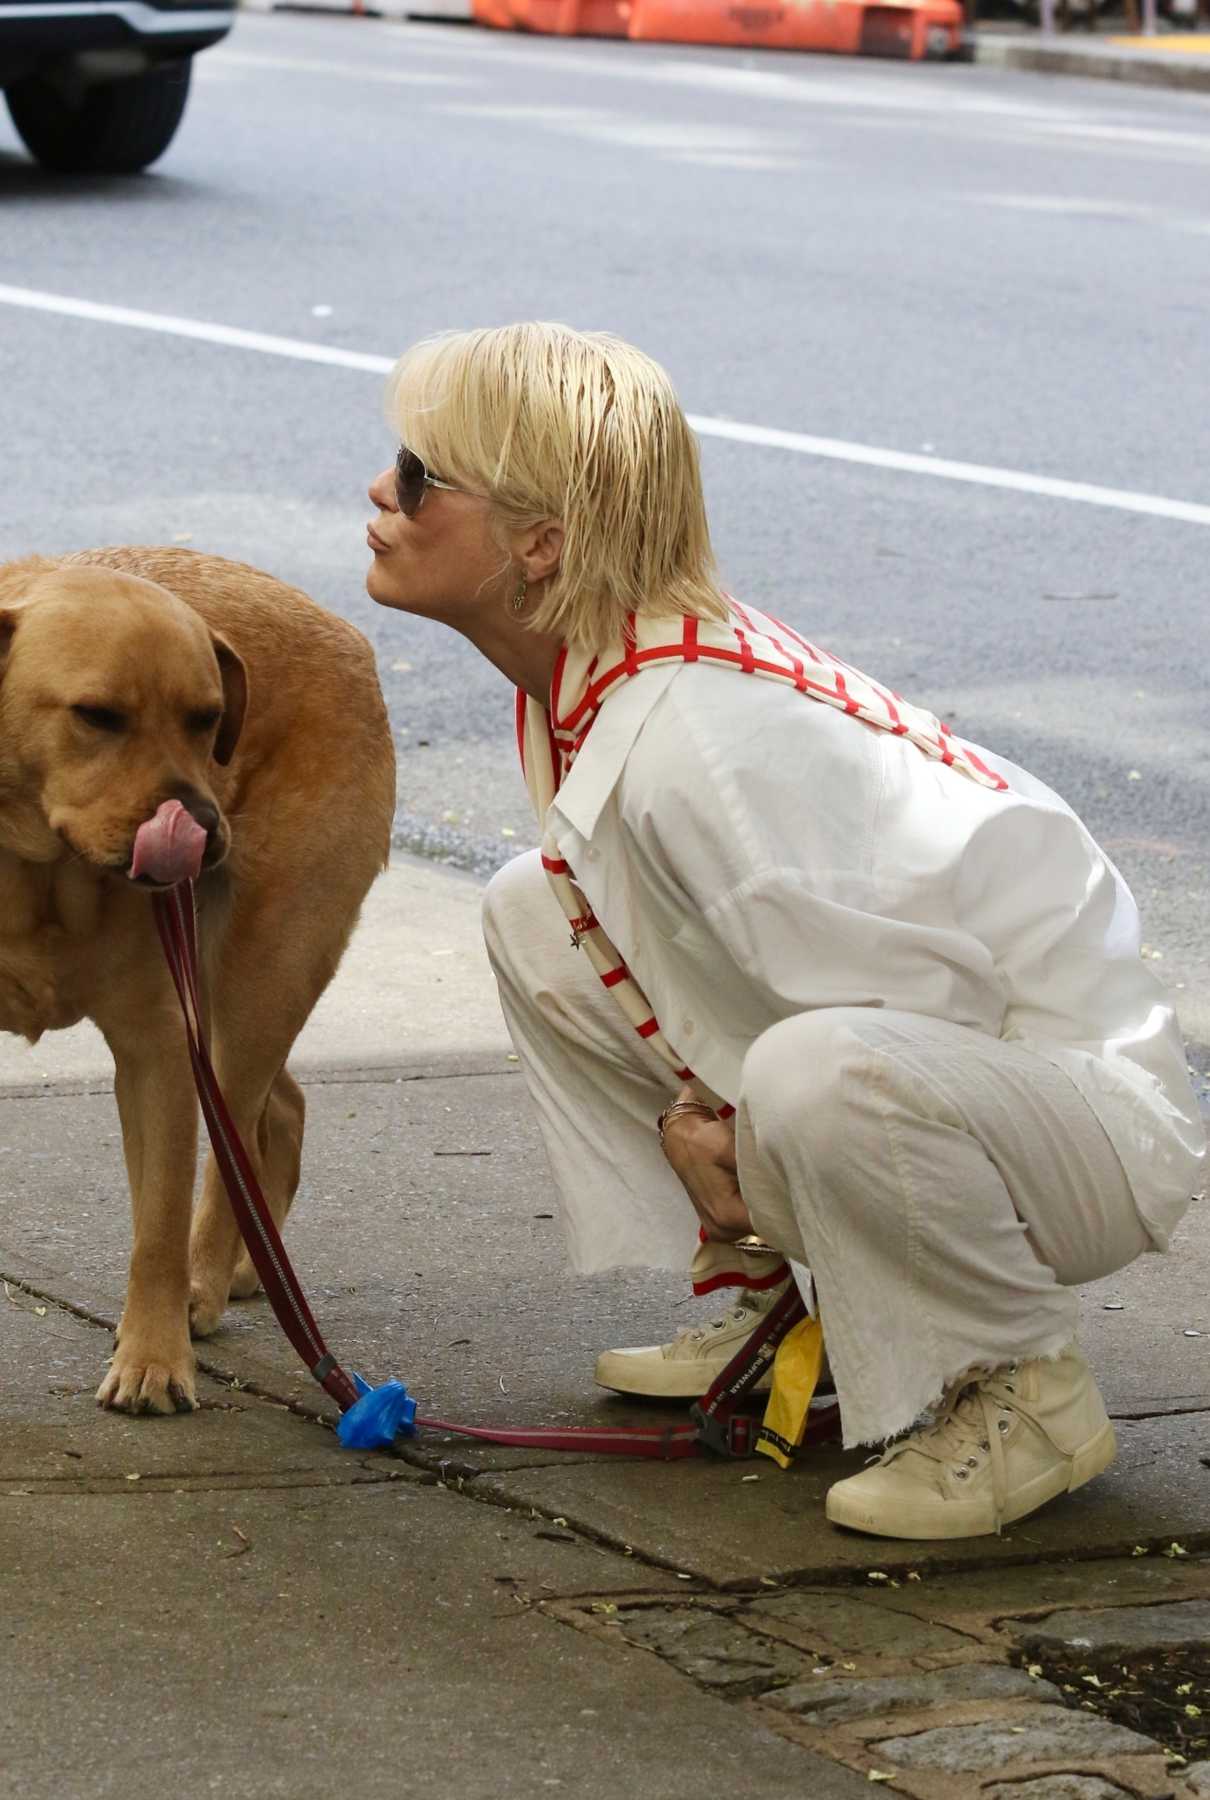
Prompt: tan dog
<box><xmin>0</xmin><ymin>547</ymin><xmax>395</xmax><ymax>1413</ymax></box>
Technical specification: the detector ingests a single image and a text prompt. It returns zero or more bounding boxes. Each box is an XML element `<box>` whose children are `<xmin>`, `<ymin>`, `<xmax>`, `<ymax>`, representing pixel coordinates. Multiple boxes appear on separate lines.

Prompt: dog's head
<box><xmin>0</xmin><ymin>566</ymin><xmax>248</xmax><ymax>885</ymax></box>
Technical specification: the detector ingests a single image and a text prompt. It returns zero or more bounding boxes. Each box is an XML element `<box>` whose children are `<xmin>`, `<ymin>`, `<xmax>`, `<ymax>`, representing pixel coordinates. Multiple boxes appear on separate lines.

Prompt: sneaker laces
<box><xmin>879</xmin><ymin>1365</ymin><xmax>1023</xmax><ymax>1530</ymax></box>
<box><xmin>671</xmin><ymin>1285</ymin><xmax>779</xmax><ymax>1353</ymax></box>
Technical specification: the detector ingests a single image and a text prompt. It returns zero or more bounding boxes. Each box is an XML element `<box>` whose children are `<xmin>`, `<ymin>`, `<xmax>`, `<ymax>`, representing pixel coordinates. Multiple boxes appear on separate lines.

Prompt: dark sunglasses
<box><xmin>394</xmin><ymin>444</ymin><xmax>468</xmax><ymax>518</ymax></box>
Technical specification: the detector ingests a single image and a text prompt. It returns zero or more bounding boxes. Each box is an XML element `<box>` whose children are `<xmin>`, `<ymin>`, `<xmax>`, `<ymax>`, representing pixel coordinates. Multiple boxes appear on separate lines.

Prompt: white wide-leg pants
<box><xmin>483</xmin><ymin>850</ymin><xmax>1150</xmax><ymax>1446</ymax></box>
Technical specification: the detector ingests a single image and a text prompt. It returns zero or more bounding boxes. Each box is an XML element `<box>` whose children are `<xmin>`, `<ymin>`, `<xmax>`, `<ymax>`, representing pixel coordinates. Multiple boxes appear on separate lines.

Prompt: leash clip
<box><xmin>689</xmin><ymin>1404</ymin><xmax>753</xmax><ymax>1459</ymax></box>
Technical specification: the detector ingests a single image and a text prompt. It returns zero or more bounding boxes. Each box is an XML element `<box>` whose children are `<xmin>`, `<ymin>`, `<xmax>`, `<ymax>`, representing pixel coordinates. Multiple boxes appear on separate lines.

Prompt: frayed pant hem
<box><xmin>835</xmin><ymin>1327</ymin><xmax>1080</xmax><ymax>1452</ymax></box>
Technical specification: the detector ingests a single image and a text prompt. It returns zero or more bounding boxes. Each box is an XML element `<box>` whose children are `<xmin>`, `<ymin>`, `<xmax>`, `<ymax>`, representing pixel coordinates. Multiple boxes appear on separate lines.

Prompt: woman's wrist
<box><xmin>656</xmin><ymin>1098</ymin><xmax>717</xmax><ymax>1146</ymax></box>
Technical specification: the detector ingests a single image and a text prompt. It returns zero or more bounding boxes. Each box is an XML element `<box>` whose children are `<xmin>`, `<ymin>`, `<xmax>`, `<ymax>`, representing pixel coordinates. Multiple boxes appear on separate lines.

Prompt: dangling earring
<box><xmin>512</xmin><ymin>570</ymin><xmax>528</xmax><ymax>613</ymax></box>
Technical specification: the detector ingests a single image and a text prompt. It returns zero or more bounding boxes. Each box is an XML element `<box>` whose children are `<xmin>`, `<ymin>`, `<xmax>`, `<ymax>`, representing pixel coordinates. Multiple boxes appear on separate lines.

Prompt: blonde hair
<box><xmin>386</xmin><ymin>323</ymin><xmax>728</xmax><ymax>651</ymax></box>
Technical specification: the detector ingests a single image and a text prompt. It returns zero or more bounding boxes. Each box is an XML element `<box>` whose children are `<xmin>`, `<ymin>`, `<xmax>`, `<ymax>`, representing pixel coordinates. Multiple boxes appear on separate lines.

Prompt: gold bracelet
<box><xmin>656</xmin><ymin>1098</ymin><xmax>718</xmax><ymax>1145</ymax></box>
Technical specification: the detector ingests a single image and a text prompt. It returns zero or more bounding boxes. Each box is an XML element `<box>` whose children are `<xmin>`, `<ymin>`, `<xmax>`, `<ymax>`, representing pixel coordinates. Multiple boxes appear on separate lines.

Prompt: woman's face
<box><xmin>365</xmin><ymin>458</ymin><xmax>512</xmax><ymax>624</ymax></box>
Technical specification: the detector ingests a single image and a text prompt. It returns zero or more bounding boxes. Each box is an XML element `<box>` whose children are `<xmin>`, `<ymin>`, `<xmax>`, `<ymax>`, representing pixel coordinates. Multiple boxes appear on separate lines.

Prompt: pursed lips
<box><xmin>367</xmin><ymin>524</ymin><xmax>392</xmax><ymax>552</ymax></box>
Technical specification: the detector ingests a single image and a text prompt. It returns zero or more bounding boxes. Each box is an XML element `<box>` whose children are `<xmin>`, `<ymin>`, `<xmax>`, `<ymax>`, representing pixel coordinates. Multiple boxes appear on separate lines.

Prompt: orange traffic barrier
<box><xmin>569</xmin><ymin>0</ymin><xmax>632</xmax><ymax>32</ymax></box>
<box><xmin>474</xmin><ymin>0</ymin><xmax>631</xmax><ymax>29</ymax></box>
<box><xmin>859</xmin><ymin>0</ymin><xmax>962</xmax><ymax>57</ymax></box>
<box><xmin>477</xmin><ymin>0</ymin><xmax>961</xmax><ymax>55</ymax></box>
<box><xmin>629</xmin><ymin>0</ymin><xmax>959</xmax><ymax>52</ymax></box>
<box><xmin>471</xmin><ymin>0</ymin><xmax>514</xmax><ymax>28</ymax></box>
<box><xmin>629</xmin><ymin>0</ymin><xmax>863</xmax><ymax>49</ymax></box>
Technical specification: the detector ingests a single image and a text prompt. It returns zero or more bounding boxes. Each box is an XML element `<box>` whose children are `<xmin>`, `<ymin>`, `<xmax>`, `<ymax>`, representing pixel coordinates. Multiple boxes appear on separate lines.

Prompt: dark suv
<box><xmin>1</xmin><ymin>0</ymin><xmax>236</xmax><ymax>172</ymax></box>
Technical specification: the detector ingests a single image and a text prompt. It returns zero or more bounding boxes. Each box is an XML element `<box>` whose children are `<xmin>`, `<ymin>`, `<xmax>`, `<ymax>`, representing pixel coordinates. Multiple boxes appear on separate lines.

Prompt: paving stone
<box><xmin>1009</xmin><ymin>1601</ymin><xmax>1210</xmax><ymax>1655</ymax></box>
<box><xmin>765</xmin><ymin>1664</ymin><xmax>1059</xmax><ymax>1726</ymax></box>
<box><xmin>871</xmin><ymin>1702</ymin><xmax>1159</xmax><ymax>1772</ymax></box>
<box><xmin>749</xmin><ymin>1590</ymin><xmax>975</xmax><ymax>1655</ymax></box>
<box><xmin>613</xmin><ymin>1605</ymin><xmax>808</xmax><ymax>1696</ymax></box>
<box><xmin>982</xmin><ymin>1780</ymin><xmax>1134</xmax><ymax>1799</ymax></box>
<box><xmin>1186</xmin><ymin>1764</ymin><xmax>1210</xmax><ymax>1795</ymax></box>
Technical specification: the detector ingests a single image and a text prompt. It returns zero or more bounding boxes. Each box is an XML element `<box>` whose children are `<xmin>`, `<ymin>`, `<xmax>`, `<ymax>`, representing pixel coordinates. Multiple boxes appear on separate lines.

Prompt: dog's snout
<box><xmin>192</xmin><ymin>799</ymin><xmax>220</xmax><ymax>838</ymax></box>
<box><xmin>170</xmin><ymin>787</ymin><xmax>220</xmax><ymax>838</ymax></box>
<box><xmin>163</xmin><ymin>787</ymin><xmax>227</xmax><ymax>867</ymax></box>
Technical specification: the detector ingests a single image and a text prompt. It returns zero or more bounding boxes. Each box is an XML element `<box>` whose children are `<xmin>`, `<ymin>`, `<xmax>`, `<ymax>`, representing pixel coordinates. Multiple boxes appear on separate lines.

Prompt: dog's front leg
<box><xmin>96</xmin><ymin>1033</ymin><xmax>199</xmax><ymax>1414</ymax></box>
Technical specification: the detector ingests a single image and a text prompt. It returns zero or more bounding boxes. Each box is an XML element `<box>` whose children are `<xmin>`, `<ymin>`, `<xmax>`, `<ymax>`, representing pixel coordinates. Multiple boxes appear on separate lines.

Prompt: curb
<box><xmin>976</xmin><ymin>31</ymin><xmax>1210</xmax><ymax>91</ymax></box>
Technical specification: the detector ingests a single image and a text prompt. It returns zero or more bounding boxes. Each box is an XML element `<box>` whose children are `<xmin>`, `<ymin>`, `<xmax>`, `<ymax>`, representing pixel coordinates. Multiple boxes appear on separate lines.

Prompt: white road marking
<box><xmin>0</xmin><ymin>284</ymin><xmax>393</xmax><ymax>374</ymax></box>
<box><xmin>3</xmin><ymin>281</ymin><xmax>1209</xmax><ymax>529</ymax></box>
<box><xmin>686</xmin><ymin>415</ymin><xmax>1210</xmax><ymax>527</ymax></box>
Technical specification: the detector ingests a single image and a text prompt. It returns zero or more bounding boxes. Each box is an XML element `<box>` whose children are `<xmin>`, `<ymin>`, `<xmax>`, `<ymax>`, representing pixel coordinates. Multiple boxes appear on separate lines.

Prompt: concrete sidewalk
<box><xmin>3</xmin><ymin>855</ymin><xmax>1210</xmax><ymax>1797</ymax></box>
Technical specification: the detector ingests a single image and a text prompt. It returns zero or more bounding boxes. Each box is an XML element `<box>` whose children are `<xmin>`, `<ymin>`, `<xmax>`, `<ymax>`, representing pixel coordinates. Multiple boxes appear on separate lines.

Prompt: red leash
<box><xmin>153</xmin><ymin>881</ymin><xmax>838</xmax><ymax>1459</ymax></box>
<box><xmin>153</xmin><ymin>882</ymin><xmax>360</xmax><ymax>1411</ymax></box>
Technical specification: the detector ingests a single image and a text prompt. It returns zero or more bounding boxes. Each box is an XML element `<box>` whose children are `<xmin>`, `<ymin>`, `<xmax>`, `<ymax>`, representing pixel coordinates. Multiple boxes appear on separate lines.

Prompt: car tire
<box><xmin>5</xmin><ymin>57</ymin><xmax>192</xmax><ymax>173</ymax></box>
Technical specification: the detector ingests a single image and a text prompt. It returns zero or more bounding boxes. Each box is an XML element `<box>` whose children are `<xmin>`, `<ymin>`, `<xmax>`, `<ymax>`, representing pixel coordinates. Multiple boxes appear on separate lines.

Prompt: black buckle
<box><xmin>689</xmin><ymin>1404</ymin><xmax>752</xmax><ymax>1458</ymax></box>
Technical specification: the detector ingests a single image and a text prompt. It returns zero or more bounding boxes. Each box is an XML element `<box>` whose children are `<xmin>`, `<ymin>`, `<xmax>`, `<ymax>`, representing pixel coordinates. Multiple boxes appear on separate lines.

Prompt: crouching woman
<box><xmin>364</xmin><ymin>321</ymin><xmax>1205</xmax><ymax>1540</ymax></box>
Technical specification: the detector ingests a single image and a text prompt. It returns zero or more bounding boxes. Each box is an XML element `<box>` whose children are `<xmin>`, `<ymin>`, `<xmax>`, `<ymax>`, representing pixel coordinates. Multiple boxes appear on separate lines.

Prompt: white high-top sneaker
<box><xmin>825</xmin><ymin>1344</ymin><xmax>1116</xmax><ymax>1541</ymax></box>
<box><xmin>594</xmin><ymin>1280</ymin><xmax>793</xmax><ymax>1399</ymax></box>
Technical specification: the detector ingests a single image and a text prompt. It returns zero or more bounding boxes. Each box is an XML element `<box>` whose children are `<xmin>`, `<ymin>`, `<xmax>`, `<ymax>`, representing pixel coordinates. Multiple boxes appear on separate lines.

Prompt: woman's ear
<box><xmin>211</xmin><ymin>633</ymin><xmax>248</xmax><ymax>766</ymax></box>
<box><xmin>518</xmin><ymin>520</ymin><xmax>565</xmax><ymax>585</ymax></box>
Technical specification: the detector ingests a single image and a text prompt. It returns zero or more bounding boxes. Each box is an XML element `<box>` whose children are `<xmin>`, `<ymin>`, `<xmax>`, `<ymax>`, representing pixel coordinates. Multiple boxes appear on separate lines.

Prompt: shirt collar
<box><xmin>548</xmin><ymin>663</ymin><xmax>681</xmax><ymax>840</ymax></box>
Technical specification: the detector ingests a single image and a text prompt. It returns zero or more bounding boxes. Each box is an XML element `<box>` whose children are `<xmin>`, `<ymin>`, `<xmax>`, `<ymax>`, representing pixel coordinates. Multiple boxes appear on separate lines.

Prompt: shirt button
<box><xmin>682</xmin><ymin>1019</ymin><xmax>696</xmax><ymax>1036</ymax></box>
<box><xmin>585</xmin><ymin>847</ymin><xmax>599</xmax><ymax>862</ymax></box>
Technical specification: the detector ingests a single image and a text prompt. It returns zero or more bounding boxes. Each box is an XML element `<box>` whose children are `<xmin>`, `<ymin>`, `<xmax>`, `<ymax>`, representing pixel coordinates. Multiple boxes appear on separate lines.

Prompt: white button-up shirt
<box><xmin>547</xmin><ymin>660</ymin><xmax>1206</xmax><ymax>1252</ymax></box>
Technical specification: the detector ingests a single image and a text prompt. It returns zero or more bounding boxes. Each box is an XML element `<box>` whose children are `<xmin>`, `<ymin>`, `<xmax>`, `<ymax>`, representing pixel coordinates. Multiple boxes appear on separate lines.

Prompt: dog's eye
<box><xmin>187</xmin><ymin>709</ymin><xmax>222</xmax><ymax>734</ymax></box>
<box><xmin>72</xmin><ymin>704</ymin><xmax>125</xmax><ymax>733</ymax></box>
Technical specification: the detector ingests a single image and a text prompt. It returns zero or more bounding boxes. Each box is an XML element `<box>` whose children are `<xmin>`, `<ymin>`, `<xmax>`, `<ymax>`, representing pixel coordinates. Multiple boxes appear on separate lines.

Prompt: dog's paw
<box><xmin>228</xmin><ymin>1252</ymin><xmax>262</xmax><ymax>1300</ymax></box>
<box><xmin>187</xmin><ymin>1279</ymin><xmax>228</xmax><ymax>1339</ymax></box>
<box><xmin>96</xmin><ymin>1342</ymin><xmax>197</xmax><ymax>1415</ymax></box>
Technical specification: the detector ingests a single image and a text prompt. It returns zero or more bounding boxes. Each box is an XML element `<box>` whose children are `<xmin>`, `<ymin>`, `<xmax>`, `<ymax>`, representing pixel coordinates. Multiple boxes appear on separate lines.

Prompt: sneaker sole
<box><xmin>594</xmin><ymin>1362</ymin><xmax>773</xmax><ymax>1400</ymax></box>
<box><xmin>825</xmin><ymin>1421</ymin><xmax>1117</xmax><ymax>1541</ymax></box>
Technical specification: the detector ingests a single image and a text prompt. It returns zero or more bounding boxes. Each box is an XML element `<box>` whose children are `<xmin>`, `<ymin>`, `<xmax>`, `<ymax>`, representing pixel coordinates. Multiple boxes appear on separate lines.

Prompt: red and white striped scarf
<box><xmin>518</xmin><ymin>598</ymin><xmax>1008</xmax><ymax>1120</ymax></box>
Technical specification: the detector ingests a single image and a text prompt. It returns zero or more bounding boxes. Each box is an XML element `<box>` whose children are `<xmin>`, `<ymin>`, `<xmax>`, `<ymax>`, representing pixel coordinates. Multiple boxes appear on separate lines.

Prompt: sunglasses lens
<box><xmin>394</xmin><ymin>446</ymin><xmax>426</xmax><ymax>517</ymax></box>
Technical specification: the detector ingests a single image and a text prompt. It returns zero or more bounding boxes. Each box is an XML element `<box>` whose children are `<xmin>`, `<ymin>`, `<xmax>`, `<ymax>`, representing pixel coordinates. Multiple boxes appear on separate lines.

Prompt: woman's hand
<box><xmin>660</xmin><ymin>1101</ymin><xmax>753</xmax><ymax>1242</ymax></box>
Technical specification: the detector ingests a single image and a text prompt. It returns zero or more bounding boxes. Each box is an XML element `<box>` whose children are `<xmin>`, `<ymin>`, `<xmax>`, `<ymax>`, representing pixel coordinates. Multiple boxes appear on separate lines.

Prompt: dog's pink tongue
<box><xmin>129</xmin><ymin>800</ymin><xmax>207</xmax><ymax>885</ymax></box>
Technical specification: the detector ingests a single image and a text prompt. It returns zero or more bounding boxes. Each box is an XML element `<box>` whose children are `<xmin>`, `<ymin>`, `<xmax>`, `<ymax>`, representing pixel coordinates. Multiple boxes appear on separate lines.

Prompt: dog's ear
<box><xmin>211</xmin><ymin>633</ymin><xmax>248</xmax><ymax>767</ymax></box>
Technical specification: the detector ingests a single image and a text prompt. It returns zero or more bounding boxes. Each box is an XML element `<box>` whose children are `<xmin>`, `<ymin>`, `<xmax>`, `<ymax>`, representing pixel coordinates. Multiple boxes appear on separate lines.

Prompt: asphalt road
<box><xmin>1</xmin><ymin>15</ymin><xmax>1208</xmax><ymax>1056</ymax></box>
